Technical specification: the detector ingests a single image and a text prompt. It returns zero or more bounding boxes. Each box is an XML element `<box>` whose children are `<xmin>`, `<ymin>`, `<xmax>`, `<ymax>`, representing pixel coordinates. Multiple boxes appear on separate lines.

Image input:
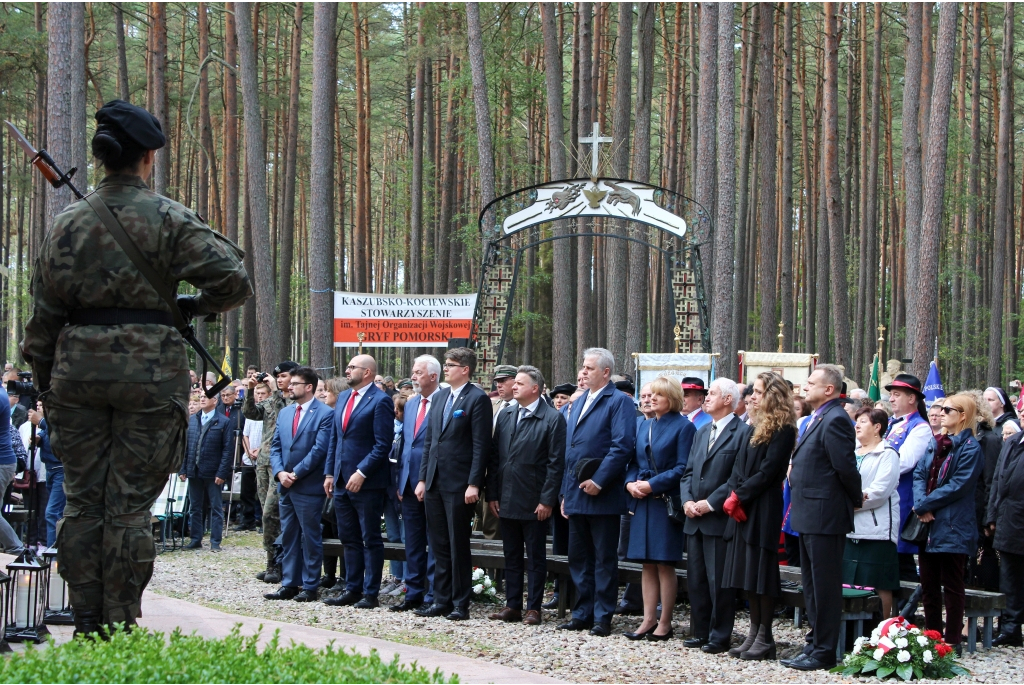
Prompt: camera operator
<box><xmin>0</xmin><ymin>385</ymin><xmax>25</xmax><ymax>555</ymax></box>
<box><xmin>242</xmin><ymin>361</ymin><xmax>299</xmax><ymax>583</ymax></box>
<box><xmin>3</xmin><ymin>372</ymin><xmax>28</xmax><ymax>428</ymax></box>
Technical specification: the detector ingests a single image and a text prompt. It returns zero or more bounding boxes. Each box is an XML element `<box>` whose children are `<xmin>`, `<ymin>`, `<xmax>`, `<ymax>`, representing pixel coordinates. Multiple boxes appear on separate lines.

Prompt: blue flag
<box><xmin>923</xmin><ymin>361</ymin><xmax>945</xmax><ymax>406</ymax></box>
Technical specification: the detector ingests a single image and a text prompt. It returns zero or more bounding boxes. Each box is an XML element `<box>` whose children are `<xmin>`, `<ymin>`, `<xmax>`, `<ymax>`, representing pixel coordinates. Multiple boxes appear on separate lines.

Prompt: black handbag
<box><xmin>900</xmin><ymin>510</ymin><xmax>930</xmax><ymax>546</ymax></box>
<box><xmin>642</xmin><ymin>421</ymin><xmax>686</xmax><ymax>523</ymax></box>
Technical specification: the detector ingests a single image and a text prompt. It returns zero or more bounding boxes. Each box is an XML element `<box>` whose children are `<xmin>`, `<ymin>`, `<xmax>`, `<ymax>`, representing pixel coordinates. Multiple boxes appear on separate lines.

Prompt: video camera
<box><xmin>6</xmin><ymin>371</ymin><xmax>38</xmax><ymax>403</ymax></box>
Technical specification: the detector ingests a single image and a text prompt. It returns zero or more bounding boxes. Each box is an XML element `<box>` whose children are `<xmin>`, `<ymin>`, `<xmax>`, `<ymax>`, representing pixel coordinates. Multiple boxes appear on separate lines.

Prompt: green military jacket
<box><xmin>23</xmin><ymin>174</ymin><xmax>252</xmax><ymax>390</ymax></box>
<box><xmin>242</xmin><ymin>390</ymin><xmax>291</xmax><ymax>464</ymax></box>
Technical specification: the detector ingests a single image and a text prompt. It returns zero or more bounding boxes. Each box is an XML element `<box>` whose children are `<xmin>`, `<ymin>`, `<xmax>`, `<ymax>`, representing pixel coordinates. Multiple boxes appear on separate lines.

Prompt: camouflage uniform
<box><xmin>22</xmin><ymin>174</ymin><xmax>251</xmax><ymax>628</ymax></box>
<box><xmin>241</xmin><ymin>389</ymin><xmax>290</xmax><ymax>565</ymax></box>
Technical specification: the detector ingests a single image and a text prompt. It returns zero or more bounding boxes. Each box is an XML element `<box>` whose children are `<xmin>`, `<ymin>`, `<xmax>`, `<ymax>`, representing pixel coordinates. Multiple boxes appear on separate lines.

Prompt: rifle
<box><xmin>4</xmin><ymin>120</ymin><xmax>231</xmax><ymax>398</ymax></box>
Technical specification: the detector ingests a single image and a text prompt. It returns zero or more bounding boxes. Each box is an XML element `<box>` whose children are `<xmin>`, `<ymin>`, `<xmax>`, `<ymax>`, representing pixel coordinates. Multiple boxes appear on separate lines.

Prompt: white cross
<box><xmin>579</xmin><ymin>121</ymin><xmax>613</xmax><ymax>180</ymax></box>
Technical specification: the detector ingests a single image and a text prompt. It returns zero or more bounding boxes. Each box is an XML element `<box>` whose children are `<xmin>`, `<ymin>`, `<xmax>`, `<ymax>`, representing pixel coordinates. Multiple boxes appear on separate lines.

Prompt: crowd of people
<box><xmin>6</xmin><ymin>346</ymin><xmax>1024</xmax><ymax>669</ymax></box>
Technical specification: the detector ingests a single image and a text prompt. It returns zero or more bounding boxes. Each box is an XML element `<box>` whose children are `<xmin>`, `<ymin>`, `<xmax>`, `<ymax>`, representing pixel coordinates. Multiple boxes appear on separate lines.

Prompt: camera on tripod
<box><xmin>6</xmin><ymin>371</ymin><xmax>37</xmax><ymax>403</ymax></box>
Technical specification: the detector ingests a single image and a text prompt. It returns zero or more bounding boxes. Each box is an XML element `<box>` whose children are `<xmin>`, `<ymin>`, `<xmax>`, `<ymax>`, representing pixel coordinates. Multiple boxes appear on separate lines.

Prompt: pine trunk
<box><xmin>755</xmin><ymin>3</ymin><xmax>777</xmax><ymax>352</ymax></box>
<box><xmin>779</xmin><ymin>3</ymin><xmax>794</xmax><ymax>353</ymax></box>
<box><xmin>150</xmin><ymin>2</ymin><xmax>169</xmax><ymax>195</ymax></box>
<box><xmin>901</xmin><ymin>3</ymin><xmax>923</xmax><ymax>356</ymax></box>
<box><xmin>988</xmin><ymin>3</ymin><xmax>1012</xmax><ymax>384</ymax></box>
<box><xmin>608</xmin><ymin>2</ymin><xmax>632</xmax><ymax>367</ymax></box>
<box><xmin>44</xmin><ymin>3</ymin><xmax>86</xmax><ymax>231</ymax></box>
<box><xmin>466</xmin><ymin>3</ymin><xmax>497</xmax><ymax>234</ymax></box>
<box><xmin>713</xmin><ymin>2</ymin><xmax>736</xmax><ymax>375</ymax></box>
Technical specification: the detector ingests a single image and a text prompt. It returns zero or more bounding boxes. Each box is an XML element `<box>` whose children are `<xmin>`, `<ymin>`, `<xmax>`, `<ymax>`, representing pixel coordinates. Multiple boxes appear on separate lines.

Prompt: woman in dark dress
<box><xmin>623</xmin><ymin>376</ymin><xmax>696</xmax><ymax>641</ymax></box>
<box><xmin>722</xmin><ymin>371</ymin><xmax>797</xmax><ymax>660</ymax></box>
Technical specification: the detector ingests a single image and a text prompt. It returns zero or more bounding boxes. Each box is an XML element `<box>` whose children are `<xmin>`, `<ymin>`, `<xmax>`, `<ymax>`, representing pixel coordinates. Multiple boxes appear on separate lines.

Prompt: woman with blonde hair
<box><xmin>623</xmin><ymin>376</ymin><xmax>696</xmax><ymax>640</ymax></box>
<box><xmin>913</xmin><ymin>393</ymin><xmax>983</xmax><ymax>654</ymax></box>
<box><xmin>721</xmin><ymin>372</ymin><xmax>797</xmax><ymax>660</ymax></box>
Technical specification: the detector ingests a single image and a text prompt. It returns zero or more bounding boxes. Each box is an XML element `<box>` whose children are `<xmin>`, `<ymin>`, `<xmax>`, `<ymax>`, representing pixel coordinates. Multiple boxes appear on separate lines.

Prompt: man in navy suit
<box><xmin>558</xmin><ymin>347</ymin><xmax>636</xmax><ymax>636</ymax></box>
<box><xmin>323</xmin><ymin>354</ymin><xmax>395</xmax><ymax>609</ymax></box>
<box><xmin>414</xmin><ymin>347</ymin><xmax>493</xmax><ymax>621</ymax></box>
<box><xmin>390</xmin><ymin>354</ymin><xmax>440</xmax><ymax>612</ymax></box>
<box><xmin>179</xmin><ymin>390</ymin><xmax>233</xmax><ymax>551</ymax></box>
<box><xmin>781</xmin><ymin>364</ymin><xmax>861</xmax><ymax>671</ymax></box>
<box><xmin>265</xmin><ymin>367</ymin><xmax>334</xmax><ymax>602</ymax></box>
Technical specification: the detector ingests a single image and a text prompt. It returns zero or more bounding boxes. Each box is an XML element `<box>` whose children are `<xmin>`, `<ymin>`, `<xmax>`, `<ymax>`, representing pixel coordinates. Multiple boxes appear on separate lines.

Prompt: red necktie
<box><xmin>414</xmin><ymin>397</ymin><xmax>428</xmax><ymax>435</ymax></box>
<box><xmin>342</xmin><ymin>391</ymin><xmax>357</xmax><ymax>431</ymax></box>
<box><xmin>292</xmin><ymin>404</ymin><xmax>301</xmax><ymax>437</ymax></box>
<box><xmin>225</xmin><ymin>406</ymin><xmax>231</xmax><ymax>418</ymax></box>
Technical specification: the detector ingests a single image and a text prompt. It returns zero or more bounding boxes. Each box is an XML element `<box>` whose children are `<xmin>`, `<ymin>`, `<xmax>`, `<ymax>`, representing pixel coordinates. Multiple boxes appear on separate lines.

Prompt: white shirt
<box><xmin>887</xmin><ymin>413</ymin><xmax>934</xmax><ymax>475</ymax></box>
<box><xmin>448</xmin><ymin>382</ymin><xmax>468</xmax><ymax>406</ymax></box>
<box><xmin>346</xmin><ymin>383</ymin><xmax>372</xmax><ymax>413</ymax></box>
<box><xmin>243</xmin><ymin>418</ymin><xmax>263</xmax><ymax>466</ymax></box>
<box><xmin>577</xmin><ymin>387</ymin><xmax>602</xmax><ymax>424</ymax></box>
<box><xmin>517</xmin><ymin>398</ymin><xmax>542</xmax><ymax>425</ymax></box>
<box><xmin>708</xmin><ymin>412</ymin><xmax>736</xmax><ymax>447</ymax></box>
<box><xmin>292</xmin><ymin>398</ymin><xmax>315</xmax><ymax>432</ymax></box>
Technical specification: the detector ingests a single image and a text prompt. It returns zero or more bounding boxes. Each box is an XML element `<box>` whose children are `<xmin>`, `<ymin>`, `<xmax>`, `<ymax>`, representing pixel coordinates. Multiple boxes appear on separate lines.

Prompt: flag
<box><xmin>923</xmin><ymin>361</ymin><xmax>945</xmax><ymax>407</ymax></box>
<box><xmin>868</xmin><ymin>355</ymin><xmax>880</xmax><ymax>402</ymax></box>
<box><xmin>222</xmin><ymin>343</ymin><xmax>231</xmax><ymax>377</ymax></box>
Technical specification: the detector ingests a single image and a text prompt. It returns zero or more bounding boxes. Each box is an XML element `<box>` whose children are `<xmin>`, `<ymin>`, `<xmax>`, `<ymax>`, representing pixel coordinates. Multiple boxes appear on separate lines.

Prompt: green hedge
<box><xmin>2</xmin><ymin>626</ymin><xmax>458</xmax><ymax>684</ymax></box>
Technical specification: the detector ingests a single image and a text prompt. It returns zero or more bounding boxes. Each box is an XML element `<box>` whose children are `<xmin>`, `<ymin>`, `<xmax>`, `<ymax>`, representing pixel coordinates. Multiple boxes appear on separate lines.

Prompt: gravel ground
<box><xmin>148</xmin><ymin>532</ymin><xmax>1022</xmax><ymax>683</ymax></box>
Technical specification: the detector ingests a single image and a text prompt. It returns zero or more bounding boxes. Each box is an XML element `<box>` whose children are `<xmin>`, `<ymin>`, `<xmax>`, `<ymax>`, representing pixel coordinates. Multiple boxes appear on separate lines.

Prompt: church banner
<box><xmin>333</xmin><ymin>292</ymin><xmax>477</xmax><ymax>347</ymax></box>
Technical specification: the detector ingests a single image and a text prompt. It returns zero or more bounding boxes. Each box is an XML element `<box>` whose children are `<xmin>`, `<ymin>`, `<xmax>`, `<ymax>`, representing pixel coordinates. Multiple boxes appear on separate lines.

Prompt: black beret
<box><xmin>549</xmin><ymin>383</ymin><xmax>576</xmax><ymax>399</ymax></box>
<box><xmin>273</xmin><ymin>361</ymin><xmax>299</xmax><ymax>376</ymax></box>
<box><xmin>95</xmin><ymin>99</ymin><xmax>166</xmax><ymax>150</ymax></box>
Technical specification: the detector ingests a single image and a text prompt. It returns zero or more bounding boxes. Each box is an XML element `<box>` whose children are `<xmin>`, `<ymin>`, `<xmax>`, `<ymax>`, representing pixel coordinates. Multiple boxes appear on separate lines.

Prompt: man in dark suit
<box><xmin>558</xmin><ymin>347</ymin><xmax>636</xmax><ymax>636</ymax></box>
<box><xmin>390</xmin><ymin>354</ymin><xmax>441</xmax><ymax>612</ymax></box>
<box><xmin>216</xmin><ymin>384</ymin><xmax>253</xmax><ymax>530</ymax></box>
<box><xmin>486</xmin><ymin>366</ymin><xmax>566</xmax><ymax>625</ymax></box>
<box><xmin>179</xmin><ymin>390</ymin><xmax>233</xmax><ymax>551</ymax></box>
<box><xmin>266</xmin><ymin>367</ymin><xmax>334</xmax><ymax>602</ymax></box>
<box><xmin>414</xmin><ymin>347</ymin><xmax>493</xmax><ymax>621</ymax></box>
<box><xmin>323</xmin><ymin>354</ymin><xmax>395</xmax><ymax>609</ymax></box>
<box><xmin>681</xmin><ymin>377</ymin><xmax>752</xmax><ymax>652</ymax></box>
<box><xmin>781</xmin><ymin>364</ymin><xmax>861</xmax><ymax>671</ymax></box>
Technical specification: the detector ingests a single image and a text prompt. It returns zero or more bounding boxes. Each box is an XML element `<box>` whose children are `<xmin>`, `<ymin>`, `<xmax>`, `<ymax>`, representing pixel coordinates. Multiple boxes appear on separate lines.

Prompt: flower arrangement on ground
<box><xmin>470</xmin><ymin>567</ymin><xmax>499</xmax><ymax>603</ymax></box>
<box><xmin>832</xmin><ymin>616</ymin><xmax>970</xmax><ymax>680</ymax></box>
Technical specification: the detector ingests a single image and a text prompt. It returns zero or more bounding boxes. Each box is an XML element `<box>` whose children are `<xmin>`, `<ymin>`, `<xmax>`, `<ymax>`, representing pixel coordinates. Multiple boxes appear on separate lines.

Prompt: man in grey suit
<box><xmin>681</xmin><ymin>377</ymin><xmax>753</xmax><ymax>652</ymax></box>
<box><xmin>781</xmin><ymin>364</ymin><xmax>861</xmax><ymax>671</ymax></box>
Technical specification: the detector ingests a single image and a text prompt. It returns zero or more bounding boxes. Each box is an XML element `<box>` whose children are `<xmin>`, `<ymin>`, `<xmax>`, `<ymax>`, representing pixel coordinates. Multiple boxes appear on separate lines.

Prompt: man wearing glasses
<box><xmin>265</xmin><ymin>367</ymin><xmax>334</xmax><ymax>602</ymax></box>
<box><xmin>323</xmin><ymin>354</ymin><xmax>395</xmax><ymax>609</ymax></box>
<box><xmin>414</xmin><ymin>347</ymin><xmax>493</xmax><ymax>620</ymax></box>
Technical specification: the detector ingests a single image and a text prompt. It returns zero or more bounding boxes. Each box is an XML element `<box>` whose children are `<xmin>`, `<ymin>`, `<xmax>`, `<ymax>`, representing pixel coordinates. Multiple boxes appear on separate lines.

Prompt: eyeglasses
<box><xmin>940</xmin><ymin>406</ymin><xmax>962</xmax><ymax>415</ymax></box>
<box><xmin>288</xmin><ymin>381</ymin><xmax>312</xmax><ymax>387</ymax></box>
<box><xmin>443</xmin><ymin>362</ymin><xmax>466</xmax><ymax>369</ymax></box>
<box><xmin>345</xmin><ymin>365</ymin><xmax>369</xmax><ymax>371</ymax></box>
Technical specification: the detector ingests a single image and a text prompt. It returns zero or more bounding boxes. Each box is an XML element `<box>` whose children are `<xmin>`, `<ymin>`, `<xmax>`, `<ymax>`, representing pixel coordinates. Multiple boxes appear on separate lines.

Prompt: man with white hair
<box><xmin>680</xmin><ymin>378</ymin><xmax>754</xmax><ymax>652</ymax></box>
<box><xmin>558</xmin><ymin>348</ymin><xmax>636</xmax><ymax>636</ymax></box>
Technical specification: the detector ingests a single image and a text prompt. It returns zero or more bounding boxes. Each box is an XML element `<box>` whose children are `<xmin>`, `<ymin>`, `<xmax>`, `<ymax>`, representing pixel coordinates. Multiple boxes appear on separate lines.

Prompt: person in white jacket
<box><xmin>845</xmin><ymin>406</ymin><xmax>901</xmax><ymax>619</ymax></box>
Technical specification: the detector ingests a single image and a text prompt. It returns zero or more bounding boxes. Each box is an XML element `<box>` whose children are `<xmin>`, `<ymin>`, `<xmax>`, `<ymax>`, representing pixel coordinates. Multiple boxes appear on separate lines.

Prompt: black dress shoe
<box><xmin>446</xmin><ymin>607</ymin><xmax>470</xmax><ymax>621</ymax></box>
<box><xmin>683</xmin><ymin>637</ymin><xmax>708</xmax><ymax>648</ymax></box>
<box><xmin>786</xmin><ymin>655</ymin><xmax>834</xmax><ymax>671</ymax></box>
<box><xmin>319</xmin><ymin>575</ymin><xmax>338</xmax><ymax>589</ymax></box>
<box><xmin>589</xmin><ymin>623</ymin><xmax>611</xmax><ymax>637</ymax></box>
<box><xmin>414</xmin><ymin>603</ymin><xmax>454</xmax><ymax>617</ymax></box>
<box><xmin>779</xmin><ymin>654</ymin><xmax>807</xmax><ymax>668</ymax></box>
<box><xmin>293</xmin><ymin>589</ymin><xmax>318</xmax><ymax>602</ymax></box>
<box><xmin>994</xmin><ymin>632</ymin><xmax>1023</xmax><ymax>647</ymax></box>
<box><xmin>389</xmin><ymin>599</ymin><xmax>423</xmax><ymax>612</ymax></box>
<box><xmin>231</xmin><ymin>522</ymin><xmax>256</xmax><ymax>532</ymax></box>
<box><xmin>541</xmin><ymin>594</ymin><xmax>559</xmax><ymax>610</ymax></box>
<box><xmin>647</xmin><ymin>628</ymin><xmax>674</xmax><ymax>642</ymax></box>
<box><xmin>354</xmin><ymin>596</ymin><xmax>380</xmax><ymax>609</ymax></box>
<box><xmin>615</xmin><ymin>604</ymin><xmax>643</xmax><ymax>616</ymax></box>
<box><xmin>184</xmin><ymin>539</ymin><xmax>203</xmax><ymax>550</ymax></box>
<box><xmin>264</xmin><ymin>586</ymin><xmax>300</xmax><ymax>600</ymax></box>
<box><xmin>624</xmin><ymin>626</ymin><xmax>655</xmax><ymax>640</ymax></box>
<box><xmin>323</xmin><ymin>590</ymin><xmax>362</xmax><ymax>607</ymax></box>
<box><xmin>701</xmin><ymin>641</ymin><xmax>728</xmax><ymax>654</ymax></box>
<box><xmin>556</xmin><ymin>618</ymin><xmax>594</xmax><ymax>631</ymax></box>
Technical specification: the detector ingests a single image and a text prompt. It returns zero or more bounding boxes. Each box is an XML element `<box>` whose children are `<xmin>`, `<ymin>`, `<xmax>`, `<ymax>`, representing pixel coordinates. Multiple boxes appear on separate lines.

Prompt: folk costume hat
<box><xmin>680</xmin><ymin>377</ymin><xmax>708</xmax><ymax>394</ymax></box>
<box><xmin>549</xmin><ymin>383</ymin><xmax>576</xmax><ymax>399</ymax></box>
<box><xmin>614</xmin><ymin>378</ymin><xmax>636</xmax><ymax>395</ymax></box>
<box><xmin>885</xmin><ymin>373</ymin><xmax>926</xmax><ymax>400</ymax></box>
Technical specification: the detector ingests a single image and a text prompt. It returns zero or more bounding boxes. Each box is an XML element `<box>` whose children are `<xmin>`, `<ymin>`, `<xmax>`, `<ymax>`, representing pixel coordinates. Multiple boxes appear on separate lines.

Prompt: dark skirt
<box><xmin>842</xmin><ymin>538</ymin><xmax>901</xmax><ymax>591</ymax></box>
<box><xmin>722</xmin><ymin>536</ymin><xmax>781</xmax><ymax>597</ymax></box>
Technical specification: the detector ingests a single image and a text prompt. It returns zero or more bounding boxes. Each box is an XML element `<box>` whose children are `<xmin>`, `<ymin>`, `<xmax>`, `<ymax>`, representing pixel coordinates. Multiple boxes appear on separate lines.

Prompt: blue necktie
<box><xmin>442</xmin><ymin>392</ymin><xmax>455</xmax><ymax>430</ymax></box>
<box><xmin>798</xmin><ymin>414</ymin><xmax>812</xmax><ymax>441</ymax></box>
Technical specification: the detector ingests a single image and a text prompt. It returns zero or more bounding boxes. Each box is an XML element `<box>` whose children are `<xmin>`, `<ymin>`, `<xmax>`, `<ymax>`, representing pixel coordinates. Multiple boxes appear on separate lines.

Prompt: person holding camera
<box><xmin>243</xmin><ymin>361</ymin><xmax>300</xmax><ymax>584</ymax></box>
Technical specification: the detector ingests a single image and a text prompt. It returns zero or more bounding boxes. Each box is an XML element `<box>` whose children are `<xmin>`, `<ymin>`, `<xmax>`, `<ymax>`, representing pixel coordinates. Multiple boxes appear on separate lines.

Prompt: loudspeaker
<box><xmin>447</xmin><ymin>338</ymin><xmax>471</xmax><ymax>350</ymax></box>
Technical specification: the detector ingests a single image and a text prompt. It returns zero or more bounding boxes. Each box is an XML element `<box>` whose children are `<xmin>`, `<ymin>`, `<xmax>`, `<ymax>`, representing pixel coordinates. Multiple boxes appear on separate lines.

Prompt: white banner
<box><xmin>635</xmin><ymin>353</ymin><xmax>712</xmax><ymax>392</ymax></box>
<box><xmin>333</xmin><ymin>292</ymin><xmax>478</xmax><ymax>347</ymax></box>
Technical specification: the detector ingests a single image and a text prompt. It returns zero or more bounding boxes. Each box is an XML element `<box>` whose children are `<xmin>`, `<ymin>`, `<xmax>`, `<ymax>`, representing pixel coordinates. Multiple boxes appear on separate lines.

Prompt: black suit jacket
<box><xmin>419</xmin><ymin>383</ymin><xmax>493</xmax><ymax>493</ymax></box>
<box><xmin>789</xmin><ymin>400</ymin><xmax>862</xmax><ymax>535</ymax></box>
<box><xmin>486</xmin><ymin>400</ymin><xmax>566</xmax><ymax>519</ymax></box>
<box><xmin>680</xmin><ymin>416</ymin><xmax>753</xmax><ymax>536</ymax></box>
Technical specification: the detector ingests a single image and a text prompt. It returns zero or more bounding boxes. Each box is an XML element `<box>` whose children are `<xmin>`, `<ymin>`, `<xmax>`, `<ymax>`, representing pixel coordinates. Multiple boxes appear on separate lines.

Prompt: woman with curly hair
<box><xmin>721</xmin><ymin>372</ymin><xmax>797</xmax><ymax>660</ymax></box>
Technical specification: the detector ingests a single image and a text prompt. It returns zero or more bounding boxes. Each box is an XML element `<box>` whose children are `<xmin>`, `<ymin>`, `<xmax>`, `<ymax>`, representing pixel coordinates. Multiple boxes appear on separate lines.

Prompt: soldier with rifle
<box><xmin>14</xmin><ymin>100</ymin><xmax>252</xmax><ymax>638</ymax></box>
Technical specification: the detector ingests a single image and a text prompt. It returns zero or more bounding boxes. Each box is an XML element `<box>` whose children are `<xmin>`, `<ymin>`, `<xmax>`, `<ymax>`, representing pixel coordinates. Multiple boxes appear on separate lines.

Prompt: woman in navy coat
<box><xmin>624</xmin><ymin>376</ymin><xmax>696</xmax><ymax>640</ymax></box>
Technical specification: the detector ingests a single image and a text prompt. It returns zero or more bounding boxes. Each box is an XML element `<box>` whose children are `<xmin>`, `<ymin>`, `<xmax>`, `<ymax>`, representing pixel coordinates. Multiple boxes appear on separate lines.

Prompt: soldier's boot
<box><xmin>69</xmin><ymin>583</ymin><xmax>106</xmax><ymax>641</ymax></box>
<box><xmin>257</xmin><ymin>551</ymin><xmax>276</xmax><ymax>581</ymax></box>
<box><xmin>73</xmin><ymin>607</ymin><xmax>105</xmax><ymax>641</ymax></box>
<box><xmin>264</xmin><ymin>563</ymin><xmax>282</xmax><ymax>584</ymax></box>
<box><xmin>103</xmin><ymin>512</ymin><xmax>156</xmax><ymax>633</ymax></box>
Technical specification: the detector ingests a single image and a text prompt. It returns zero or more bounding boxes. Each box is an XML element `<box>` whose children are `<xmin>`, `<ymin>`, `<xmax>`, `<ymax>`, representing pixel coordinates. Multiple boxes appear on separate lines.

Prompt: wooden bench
<box><xmin>896</xmin><ymin>581</ymin><xmax>1005</xmax><ymax>653</ymax></box>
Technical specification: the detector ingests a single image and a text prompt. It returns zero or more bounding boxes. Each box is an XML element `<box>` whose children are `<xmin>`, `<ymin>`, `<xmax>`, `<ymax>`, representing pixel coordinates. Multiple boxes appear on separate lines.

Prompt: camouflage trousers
<box><xmin>255</xmin><ymin>453</ymin><xmax>280</xmax><ymax>563</ymax></box>
<box><xmin>45</xmin><ymin>374</ymin><xmax>188</xmax><ymax>626</ymax></box>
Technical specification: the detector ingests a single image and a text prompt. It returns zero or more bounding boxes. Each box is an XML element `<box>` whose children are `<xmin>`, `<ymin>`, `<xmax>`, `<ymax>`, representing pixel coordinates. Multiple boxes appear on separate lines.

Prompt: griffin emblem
<box><xmin>545</xmin><ymin>183</ymin><xmax>582</xmax><ymax>211</ymax></box>
<box><xmin>606</xmin><ymin>181</ymin><xmax>641</xmax><ymax>216</ymax></box>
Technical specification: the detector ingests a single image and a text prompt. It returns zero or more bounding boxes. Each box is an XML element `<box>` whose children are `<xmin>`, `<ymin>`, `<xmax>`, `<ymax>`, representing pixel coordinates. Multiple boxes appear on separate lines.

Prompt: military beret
<box><xmin>95</xmin><ymin>99</ymin><xmax>166</xmax><ymax>150</ymax></box>
<box><xmin>549</xmin><ymin>383</ymin><xmax>577</xmax><ymax>399</ymax></box>
<box><xmin>492</xmin><ymin>364</ymin><xmax>519</xmax><ymax>380</ymax></box>
<box><xmin>273</xmin><ymin>361</ymin><xmax>299</xmax><ymax>376</ymax></box>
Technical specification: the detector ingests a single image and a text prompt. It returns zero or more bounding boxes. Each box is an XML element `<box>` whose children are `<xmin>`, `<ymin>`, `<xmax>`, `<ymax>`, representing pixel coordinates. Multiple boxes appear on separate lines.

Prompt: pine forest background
<box><xmin>0</xmin><ymin>2</ymin><xmax>1022</xmax><ymax>389</ymax></box>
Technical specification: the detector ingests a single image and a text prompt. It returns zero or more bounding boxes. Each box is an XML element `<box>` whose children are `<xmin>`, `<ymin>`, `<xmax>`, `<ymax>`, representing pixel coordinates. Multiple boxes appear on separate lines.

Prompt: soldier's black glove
<box><xmin>176</xmin><ymin>295</ymin><xmax>209</xmax><ymax>323</ymax></box>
